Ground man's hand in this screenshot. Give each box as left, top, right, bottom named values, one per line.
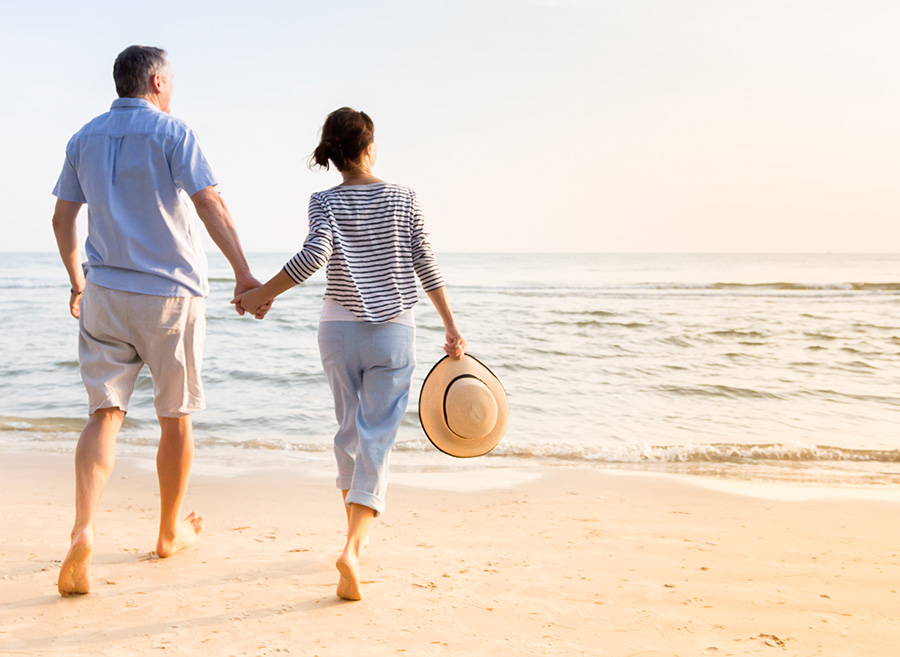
left=232, top=269, right=295, bottom=320
left=234, top=276, right=272, bottom=319
left=69, top=289, right=84, bottom=319
left=52, top=199, right=86, bottom=320
left=232, top=286, right=270, bottom=318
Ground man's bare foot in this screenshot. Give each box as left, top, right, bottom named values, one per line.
left=335, top=552, right=362, bottom=601
left=156, top=511, right=203, bottom=558
left=58, top=533, right=93, bottom=596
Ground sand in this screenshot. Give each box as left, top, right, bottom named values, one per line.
left=2, top=452, right=899, bottom=656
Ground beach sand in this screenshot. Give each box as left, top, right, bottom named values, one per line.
left=2, top=452, right=899, bottom=656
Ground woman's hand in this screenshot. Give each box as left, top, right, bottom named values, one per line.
left=231, top=287, right=270, bottom=319
left=231, top=270, right=295, bottom=320
left=234, top=275, right=272, bottom=319
left=444, top=326, right=466, bottom=360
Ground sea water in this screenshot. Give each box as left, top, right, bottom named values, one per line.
left=2, top=252, right=899, bottom=487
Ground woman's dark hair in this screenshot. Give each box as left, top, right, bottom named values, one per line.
left=310, top=107, right=375, bottom=171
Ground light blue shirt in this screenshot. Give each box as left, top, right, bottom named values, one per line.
left=53, top=98, right=217, bottom=297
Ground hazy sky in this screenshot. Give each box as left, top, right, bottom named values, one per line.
left=3, top=0, right=899, bottom=253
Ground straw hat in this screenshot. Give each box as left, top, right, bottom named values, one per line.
left=418, top=354, right=508, bottom=458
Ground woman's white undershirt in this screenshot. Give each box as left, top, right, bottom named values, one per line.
left=319, top=297, right=415, bottom=328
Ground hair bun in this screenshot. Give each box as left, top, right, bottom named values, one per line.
left=308, top=107, right=374, bottom=172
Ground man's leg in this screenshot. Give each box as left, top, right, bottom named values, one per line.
left=58, top=407, right=125, bottom=596
left=155, top=415, right=203, bottom=558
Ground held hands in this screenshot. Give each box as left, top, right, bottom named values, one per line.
left=232, top=275, right=272, bottom=320
left=231, top=286, right=272, bottom=319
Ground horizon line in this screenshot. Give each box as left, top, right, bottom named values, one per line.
left=7, top=250, right=900, bottom=256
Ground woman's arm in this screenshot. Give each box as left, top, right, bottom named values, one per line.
left=233, top=194, right=334, bottom=318
left=426, top=286, right=465, bottom=360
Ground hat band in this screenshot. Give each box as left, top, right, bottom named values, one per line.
left=442, top=374, right=475, bottom=427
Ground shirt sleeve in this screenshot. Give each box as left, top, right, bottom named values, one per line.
left=283, top=195, right=334, bottom=284
left=169, top=128, right=218, bottom=196
left=409, top=190, right=445, bottom=292
left=51, top=137, right=87, bottom=203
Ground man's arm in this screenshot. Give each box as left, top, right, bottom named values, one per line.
left=51, top=199, right=86, bottom=319
left=190, top=186, right=269, bottom=318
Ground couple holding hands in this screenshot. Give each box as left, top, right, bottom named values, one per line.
left=52, top=45, right=479, bottom=602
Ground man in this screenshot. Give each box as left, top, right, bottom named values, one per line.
left=51, top=45, right=267, bottom=596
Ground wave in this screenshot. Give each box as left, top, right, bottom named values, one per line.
left=1, top=416, right=86, bottom=433
left=559, top=310, right=617, bottom=318
left=708, top=282, right=900, bottom=292
left=5, top=419, right=900, bottom=467
left=198, top=436, right=900, bottom=466
left=628, top=282, right=900, bottom=292
left=796, top=390, right=900, bottom=406
left=0, top=283, right=69, bottom=290
left=481, top=441, right=900, bottom=464
left=483, top=282, right=900, bottom=296
left=0, top=415, right=160, bottom=434
left=655, top=384, right=784, bottom=400
left=545, top=320, right=652, bottom=329
left=186, top=437, right=900, bottom=465
left=653, top=385, right=900, bottom=405
left=707, top=329, right=767, bottom=339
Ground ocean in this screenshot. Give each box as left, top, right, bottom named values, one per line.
left=2, top=252, right=899, bottom=489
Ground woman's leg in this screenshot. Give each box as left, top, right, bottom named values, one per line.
left=335, top=324, right=415, bottom=600
left=340, top=489, right=369, bottom=547
left=319, top=323, right=361, bottom=497
left=335, top=501, right=376, bottom=601
left=320, top=322, right=371, bottom=599
left=344, top=323, right=416, bottom=514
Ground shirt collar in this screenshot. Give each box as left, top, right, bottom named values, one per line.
left=110, top=97, right=159, bottom=111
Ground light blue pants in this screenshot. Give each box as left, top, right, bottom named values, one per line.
left=318, top=321, right=416, bottom=516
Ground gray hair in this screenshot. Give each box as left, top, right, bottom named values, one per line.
left=113, top=45, right=170, bottom=98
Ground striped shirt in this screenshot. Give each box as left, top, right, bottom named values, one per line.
left=283, top=182, right=445, bottom=323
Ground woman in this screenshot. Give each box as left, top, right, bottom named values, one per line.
left=234, top=107, right=465, bottom=601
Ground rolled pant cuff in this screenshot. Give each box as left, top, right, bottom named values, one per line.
left=344, top=489, right=385, bottom=517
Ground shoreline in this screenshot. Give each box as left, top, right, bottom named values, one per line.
left=2, top=452, right=900, bottom=655
left=5, top=434, right=900, bottom=501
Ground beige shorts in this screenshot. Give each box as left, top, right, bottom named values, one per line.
left=79, top=282, right=206, bottom=417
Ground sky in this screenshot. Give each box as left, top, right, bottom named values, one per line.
left=3, top=0, right=899, bottom=253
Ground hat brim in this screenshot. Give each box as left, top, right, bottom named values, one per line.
left=418, top=354, right=508, bottom=458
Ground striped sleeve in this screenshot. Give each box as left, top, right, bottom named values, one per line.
left=409, top=190, right=445, bottom=292
left=283, top=195, right=333, bottom=284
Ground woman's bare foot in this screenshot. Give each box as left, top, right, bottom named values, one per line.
left=335, top=552, right=362, bottom=601
left=58, top=531, right=93, bottom=596
left=156, top=511, right=204, bottom=558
